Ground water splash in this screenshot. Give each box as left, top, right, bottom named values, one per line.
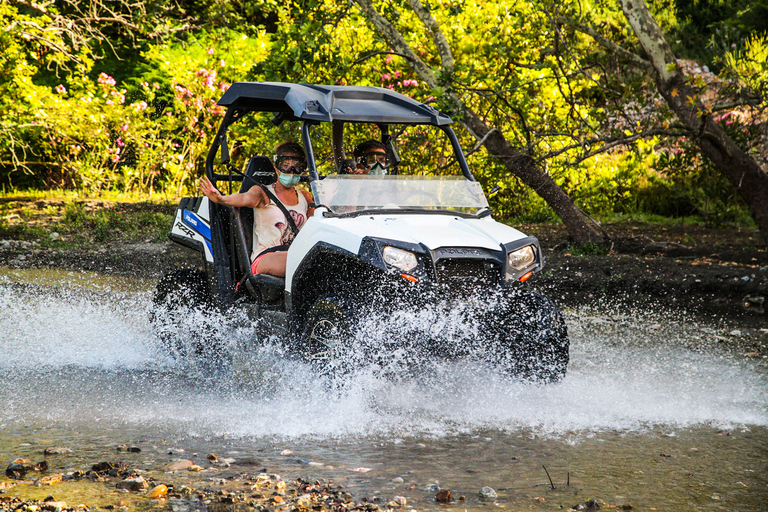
left=0, top=274, right=766, bottom=442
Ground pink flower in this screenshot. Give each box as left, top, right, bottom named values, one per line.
left=141, top=82, right=149, bottom=88
left=393, top=70, right=401, bottom=78
left=220, top=59, right=225, bottom=67
left=386, top=84, right=394, bottom=89
left=55, top=84, right=67, bottom=94
left=116, top=137, right=125, bottom=147
left=98, top=73, right=116, bottom=86
left=119, top=123, right=129, bottom=131
left=385, top=54, right=393, bottom=64
left=207, top=47, right=214, bottom=55
left=106, top=99, right=114, bottom=106
left=153, top=83, right=160, bottom=90
left=381, top=73, right=391, bottom=81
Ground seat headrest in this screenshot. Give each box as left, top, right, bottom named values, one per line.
left=240, top=156, right=276, bottom=193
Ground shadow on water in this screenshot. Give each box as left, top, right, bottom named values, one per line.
left=1, top=267, right=767, bottom=511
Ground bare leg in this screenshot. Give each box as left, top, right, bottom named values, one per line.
left=255, top=251, right=288, bottom=277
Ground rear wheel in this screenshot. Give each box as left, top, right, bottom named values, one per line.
left=149, top=269, right=219, bottom=358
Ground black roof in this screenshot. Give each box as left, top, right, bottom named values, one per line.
left=217, top=82, right=453, bottom=125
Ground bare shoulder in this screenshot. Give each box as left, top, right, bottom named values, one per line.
left=300, top=189, right=313, bottom=203
left=247, top=185, right=269, bottom=208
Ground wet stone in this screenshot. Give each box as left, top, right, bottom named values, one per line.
left=116, top=476, right=149, bottom=492
left=43, top=448, right=72, bottom=456
left=479, top=486, right=497, bottom=500
left=435, top=490, right=452, bottom=503
left=166, top=460, right=194, bottom=471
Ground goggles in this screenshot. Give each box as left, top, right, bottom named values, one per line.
left=356, top=151, right=391, bottom=168
left=275, top=154, right=307, bottom=174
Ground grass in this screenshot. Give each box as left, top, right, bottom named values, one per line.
left=1, top=194, right=176, bottom=247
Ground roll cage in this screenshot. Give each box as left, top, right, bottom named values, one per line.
left=204, top=82, right=477, bottom=187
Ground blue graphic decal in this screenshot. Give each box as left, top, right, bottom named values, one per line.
left=182, top=211, right=211, bottom=241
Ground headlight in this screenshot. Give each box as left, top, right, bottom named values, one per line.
left=382, top=246, right=418, bottom=271
left=507, top=245, right=535, bottom=271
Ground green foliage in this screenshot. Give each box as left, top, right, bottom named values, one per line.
left=666, top=0, right=768, bottom=69
left=62, top=202, right=171, bottom=242
left=0, top=0, right=762, bottom=232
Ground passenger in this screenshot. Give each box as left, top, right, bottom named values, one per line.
left=199, top=141, right=315, bottom=278
left=349, top=139, right=392, bottom=175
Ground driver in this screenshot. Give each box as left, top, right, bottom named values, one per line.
left=349, top=139, right=392, bottom=175
left=199, top=141, right=315, bottom=277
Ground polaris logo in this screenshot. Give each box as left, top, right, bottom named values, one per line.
left=437, top=248, right=485, bottom=257
left=184, top=212, right=198, bottom=226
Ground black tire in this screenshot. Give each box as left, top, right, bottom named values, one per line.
left=299, top=296, right=357, bottom=376
left=149, top=269, right=218, bottom=358
left=488, top=291, right=569, bottom=383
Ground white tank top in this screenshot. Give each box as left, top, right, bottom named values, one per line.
left=251, top=184, right=309, bottom=260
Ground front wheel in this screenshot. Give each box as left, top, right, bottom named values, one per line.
left=300, top=296, right=357, bottom=376
left=487, top=291, right=569, bottom=383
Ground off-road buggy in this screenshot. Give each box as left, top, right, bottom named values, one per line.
left=151, top=82, right=568, bottom=382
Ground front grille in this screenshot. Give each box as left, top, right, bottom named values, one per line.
left=434, top=258, right=501, bottom=293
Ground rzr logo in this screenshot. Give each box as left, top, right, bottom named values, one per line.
left=175, top=221, right=196, bottom=238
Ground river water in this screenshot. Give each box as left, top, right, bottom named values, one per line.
left=1, top=268, right=767, bottom=511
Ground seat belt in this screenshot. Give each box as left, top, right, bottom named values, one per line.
left=259, top=184, right=300, bottom=235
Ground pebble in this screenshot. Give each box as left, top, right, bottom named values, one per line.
left=435, top=490, right=452, bottom=503
left=165, top=460, right=194, bottom=471
left=38, top=474, right=63, bottom=486
left=116, top=476, right=148, bottom=492
left=479, top=486, right=497, bottom=499
left=391, top=477, right=404, bottom=483
left=188, top=465, right=203, bottom=472
left=41, top=501, right=67, bottom=512
left=148, top=484, right=168, bottom=498
left=49, top=232, right=60, bottom=240
left=207, top=453, right=218, bottom=461
left=280, top=449, right=293, bottom=456
left=421, top=484, right=440, bottom=492
left=43, top=448, right=72, bottom=455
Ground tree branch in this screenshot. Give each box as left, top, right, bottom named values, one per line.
left=406, top=0, right=454, bottom=74
left=554, top=15, right=653, bottom=73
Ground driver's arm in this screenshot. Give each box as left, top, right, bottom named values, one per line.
left=199, top=176, right=268, bottom=208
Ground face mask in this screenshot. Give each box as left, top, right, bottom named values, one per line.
left=368, top=163, right=388, bottom=175
left=278, top=172, right=301, bottom=188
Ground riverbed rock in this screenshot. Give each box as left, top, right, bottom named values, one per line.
left=573, top=499, right=602, bottom=510
left=41, top=501, right=67, bottom=512
left=479, top=486, right=497, bottom=500
left=38, top=474, right=63, bottom=486
left=43, top=448, right=72, bottom=455
left=148, top=484, right=168, bottom=498
left=435, top=490, right=452, bottom=503
left=165, top=460, right=194, bottom=471
left=6, top=459, right=48, bottom=479
left=116, top=476, right=149, bottom=492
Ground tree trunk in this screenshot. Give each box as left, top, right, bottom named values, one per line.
left=354, top=0, right=607, bottom=246
left=621, top=0, right=768, bottom=240
left=459, top=109, right=605, bottom=244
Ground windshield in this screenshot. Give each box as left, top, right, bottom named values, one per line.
left=311, top=175, right=489, bottom=216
